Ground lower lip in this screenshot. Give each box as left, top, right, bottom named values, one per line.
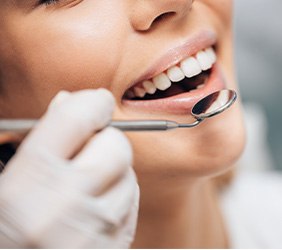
left=122, top=63, right=226, bottom=115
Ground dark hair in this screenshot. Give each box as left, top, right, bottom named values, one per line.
left=0, top=144, right=16, bottom=173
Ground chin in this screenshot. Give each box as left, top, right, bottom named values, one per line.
left=128, top=101, right=246, bottom=180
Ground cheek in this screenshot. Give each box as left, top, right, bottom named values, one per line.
left=24, top=24, right=121, bottom=93
left=204, top=0, right=233, bottom=16
left=9, top=3, right=129, bottom=114
left=198, top=0, right=233, bottom=27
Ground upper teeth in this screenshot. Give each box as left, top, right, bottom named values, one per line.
left=126, top=47, right=217, bottom=98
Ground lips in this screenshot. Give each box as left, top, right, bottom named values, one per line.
left=121, top=30, right=225, bottom=115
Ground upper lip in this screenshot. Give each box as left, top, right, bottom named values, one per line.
left=123, top=29, right=217, bottom=95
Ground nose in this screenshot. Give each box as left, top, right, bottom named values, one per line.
left=130, top=0, right=194, bottom=31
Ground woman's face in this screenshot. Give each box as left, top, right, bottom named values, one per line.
left=0, top=0, right=245, bottom=179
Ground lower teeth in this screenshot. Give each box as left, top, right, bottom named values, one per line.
left=197, top=84, right=205, bottom=89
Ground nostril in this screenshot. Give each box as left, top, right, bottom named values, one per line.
left=150, top=11, right=176, bottom=29
left=130, top=0, right=193, bottom=32
left=151, top=12, right=176, bottom=28
left=133, top=11, right=176, bottom=32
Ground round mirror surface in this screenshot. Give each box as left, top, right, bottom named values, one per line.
left=191, top=89, right=237, bottom=120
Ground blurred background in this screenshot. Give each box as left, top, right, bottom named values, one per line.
left=234, top=0, right=282, bottom=171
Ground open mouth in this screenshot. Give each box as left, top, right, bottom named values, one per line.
left=123, top=47, right=216, bottom=101
left=121, top=34, right=226, bottom=116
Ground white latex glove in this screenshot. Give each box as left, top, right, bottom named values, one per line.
left=0, top=89, right=139, bottom=248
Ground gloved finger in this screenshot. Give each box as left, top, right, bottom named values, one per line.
left=34, top=172, right=138, bottom=249
left=114, top=181, right=140, bottom=248
left=18, top=89, right=115, bottom=159
left=47, top=90, right=71, bottom=111
left=70, top=127, right=133, bottom=195
left=84, top=177, right=140, bottom=249
left=92, top=168, right=138, bottom=226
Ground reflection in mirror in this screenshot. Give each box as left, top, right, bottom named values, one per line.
left=192, top=89, right=237, bottom=119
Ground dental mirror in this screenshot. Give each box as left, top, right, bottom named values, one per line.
left=111, top=89, right=237, bottom=130
left=0, top=89, right=237, bottom=135
left=192, top=89, right=237, bottom=120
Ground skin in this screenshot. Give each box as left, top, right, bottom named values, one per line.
left=0, top=0, right=246, bottom=248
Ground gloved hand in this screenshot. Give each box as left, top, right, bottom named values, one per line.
left=0, top=89, right=139, bottom=248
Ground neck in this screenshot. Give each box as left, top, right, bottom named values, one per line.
left=132, top=177, right=229, bottom=248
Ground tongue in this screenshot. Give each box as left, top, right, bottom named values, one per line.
left=134, top=70, right=209, bottom=101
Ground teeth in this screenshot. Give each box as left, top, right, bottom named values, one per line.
left=196, top=84, right=205, bottom=89
left=126, top=89, right=136, bottom=99
left=205, top=48, right=217, bottom=64
left=134, top=86, right=146, bottom=98
left=142, top=80, right=157, bottom=94
left=180, top=57, right=202, bottom=78
left=153, top=73, right=171, bottom=91
left=195, top=50, right=212, bottom=71
left=126, top=47, right=217, bottom=98
left=167, top=66, right=185, bottom=82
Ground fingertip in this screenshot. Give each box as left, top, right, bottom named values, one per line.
left=96, top=88, right=116, bottom=106
left=47, top=88, right=116, bottom=132
left=100, top=127, right=133, bottom=165
left=69, top=89, right=116, bottom=128
left=72, top=127, right=133, bottom=176
left=26, top=88, right=117, bottom=158
left=48, top=90, right=71, bottom=110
